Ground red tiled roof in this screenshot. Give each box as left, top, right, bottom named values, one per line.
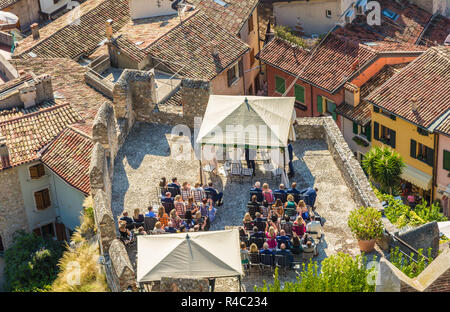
left=0, top=0, right=18, bottom=9
left=144, top=10, right=249, bottom=80
left=187, top=0, right=259, bottom=34
left=366, top=46, right=450, bottom=129
left=13, top=0, right=130, bottom=60
left=40, top=128, right=93, bottom=194
left=336, top=63, right=408, bottom=125
left=10, top=58, right=113, bottom=135
left=435, top=117, right=450, bottom=136
left=0, top=101, right=83, bottom=170
left=419, top=14, right=450, bottom=46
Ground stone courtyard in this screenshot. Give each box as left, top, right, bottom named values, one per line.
left=112, top=121, right=368, bottom=291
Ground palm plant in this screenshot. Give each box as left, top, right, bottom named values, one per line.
left=362, top=146, right=405, bottom=194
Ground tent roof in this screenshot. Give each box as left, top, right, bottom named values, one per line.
left=137, top=229, right=243, bottom=283
left=196, top=95, right=296, bottom=148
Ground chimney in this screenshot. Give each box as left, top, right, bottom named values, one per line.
left=31, top=23, right=40, bottom=40
left=411, top=96, right=418, bottom=112
left=0, top=135, right=10, bottom=169
left=177, top=2, right=186, bottom=18
left=211, top=41, right=219, bottom=57
left=106, top=19, right=113, bottom=41
left=19, top=82, right=37, bottom=109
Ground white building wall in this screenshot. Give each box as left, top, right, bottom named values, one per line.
left=341, top=117, right=370, bottom=160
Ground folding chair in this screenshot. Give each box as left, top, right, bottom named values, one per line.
left=260, top=253, right=274, bottom=274
left=240, top=235, right=250, bottom=248
left=162, top=201, right=174, bottom=214
left=230, top=162, right=242, bottom=183
left=273, top=192, right=286, bottom=203
left=243, top=221, right=254, bottom=232
left=144, top=217, right=157, bottom=232
left=249, top=252, right=261, bottom=274
left=242, top=167, right=253, bottom=183
left=275, top=255, right=290, bottom=274
left=254, top=220, right=266, bottom=232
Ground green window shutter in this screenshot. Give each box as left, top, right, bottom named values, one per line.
left=353, top=122, right=358, bottom=134
left=294, top=84, right=305, bottom=103
left=444, top=150, right=450, bottom=171
left=373, top=122, right=379, bottom=141
left=275, top=76, right=285, bottom=94
left=331, top=102, right=337, bottom=121
left=426, top=147, right=434, bottom=166
left=317, top=95, right=323, bottom=113
left=410, top=140, right=417, bottom=158
left=365, top=124, right=371, bottom=142
left=390, top=130, right=396, bottom=148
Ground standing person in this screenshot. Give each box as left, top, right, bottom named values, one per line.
left=174, top=195, right=186, bottom=218
left=245, top=147, right=256, bottom=176
left=287, top=141, right=295, bottom=178
left=262, top=183, right=274, bottom=204
left=240, top=241, right=250, bottom=268
left=168, top=177, right=180, bottom=190
left=180, top=182, right=192, bottom=201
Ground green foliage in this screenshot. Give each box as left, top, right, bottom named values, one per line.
left=347, top=206, right=384, bottom=241
left=362, top=146, right=405, bottom=194
left=376, top=192, right=447, bottom=229
left=389, top=247, right=432, bottom=278
left=255, top=253, right=376, bottom=292
left=4, top=232, right=64, bottom=292
left=274, top=25, right=307, bottom=48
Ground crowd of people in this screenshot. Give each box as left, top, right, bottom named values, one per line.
left=239, top=181, right=322, bottom=270
left=118, top=177, right=223, bottom=244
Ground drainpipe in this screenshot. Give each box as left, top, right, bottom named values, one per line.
left=432, top=133, right=438, bottom=202
left=310, top=86, right=314, bottom=117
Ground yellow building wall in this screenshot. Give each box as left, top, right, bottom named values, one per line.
left=371, top=106, right=435, bottom=176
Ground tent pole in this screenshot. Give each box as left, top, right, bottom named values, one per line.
left=283, top=147, right=286, bottom=177
left=200, top=145, right=203, bottom=185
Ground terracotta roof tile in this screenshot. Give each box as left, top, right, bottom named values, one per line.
left=187, top=0, right=258, bottom=34
left=435, top=117, right=450, bottom=136
left=336, top=64, right=407, bottom=125
left=13, top=0, right=130, bottom=60
left=366, top=46, right=450, bottom=129
left=419, top=14, right=450, bottom=46
left=40, top=128, right=93, bottom=194
left=0, top=0, right=18, bottom=9
left=0, top=100, right=83, bottom=170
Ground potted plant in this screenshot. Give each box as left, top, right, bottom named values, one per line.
left=348, top=206, right=384, bottom=252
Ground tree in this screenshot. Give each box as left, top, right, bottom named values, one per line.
left=4, top=232, right=64, bottom=292
left=362, top=146, right=405, bottom=194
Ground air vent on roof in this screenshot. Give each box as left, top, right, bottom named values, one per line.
left=213, top=0, right=228, bottom=7
left=28, top=52, right=37, bottom=58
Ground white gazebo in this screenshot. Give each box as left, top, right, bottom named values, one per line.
left=137, top=229, right=243, bottom=289
left=196, top=95, right=296, bottom=182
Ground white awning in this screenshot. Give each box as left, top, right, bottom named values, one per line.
left=196, top=95, right=296, bottom=149
left=400, top=164, right=432, bottom=191
left=438, top=221, right=450, bottom=238
left=137, top=229, right=243, bottom=283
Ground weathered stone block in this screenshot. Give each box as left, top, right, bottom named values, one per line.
left=109, top=239, right=136, bottom=291
left=160, top=277, right=210, bottom=292
left=93, top=189, right=115, bottom=253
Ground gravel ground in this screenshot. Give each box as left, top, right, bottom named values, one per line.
left=113, top=123, right=376, bottom=292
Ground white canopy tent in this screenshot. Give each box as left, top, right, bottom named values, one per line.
left=438, top=221, right=450, bottom=239
left=137, top=229, right=243, bottom=285
left=196, top=95, right=296, bottom=149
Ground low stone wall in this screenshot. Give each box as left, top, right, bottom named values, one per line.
left=160, top=277, right=210, bottom=292
left=0, top=31, right=13, bottom=47
left=0, top=53, right=18, bottom=81
left=393, top=222, right=440, bottom=259
left=84, top=70, right=114, bottom=100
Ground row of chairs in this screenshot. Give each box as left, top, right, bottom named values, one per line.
left=245, top=253, right=298, bottom=275
left=249, top=190, right=308, bottom=204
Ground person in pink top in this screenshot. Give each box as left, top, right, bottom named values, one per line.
left=265, top=222, right=278, bottom=249
left=262, top=183, right=274, bottom=204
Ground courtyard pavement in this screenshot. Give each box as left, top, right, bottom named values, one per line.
left=112, top=122, right=373, bottom=291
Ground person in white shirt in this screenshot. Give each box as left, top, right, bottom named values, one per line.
left=306, top=215, right=323, bottom=240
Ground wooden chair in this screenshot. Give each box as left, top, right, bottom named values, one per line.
left=144, top=217, right=157, bottom=232
left=242, top=167, right=253, bottom=183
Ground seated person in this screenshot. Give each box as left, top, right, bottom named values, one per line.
left=183, top=210, right=195, bottom=230
left=249, top=181, right=263, bottom=200
left=199, top=198, right=210, bottom=218
left=193, top=211, right=204, bottom=226
left=164, top=221, right=178, bottom=233
left=191, top=183, right=205, bottom=202
left=119, top=220, right=132, bottom=241
left=301, top=187, right=318, bottom=208
left=169, top=209, right=183, bottom=229
left=247, top=195, right=261, bottom=218
left=274, top=184, right=287, bottom=194
left=249, top=243, right=260, bottom=263
left=272, top=198, right=284, bottom=218
left=242, top=212, right=254, bottom=230
left=259, top=242, right=274, bottom=265
left=204, top=182, right=224, bottom=206
left=306, top=215, right=323, bottom=239
left=292, top=216, right=306, bottom=237
left=291, top=232, right=302, bottom=255
left=296, top=200, right=309, bottom=221
left=161, top=192, right=174, bottom=204
left=287, top=182, right=300, bottom=194
left=152, top=221, right=166, bottom=234
left=159, top=177, right=168, bottom=196
left=132, top=208, right=144, bottom=227
left=302, top=240, right=318, bottom=257
left=240, top=241, right=250, bottom=267
left=145, top=205, right=156, bottom=218
left=301, top=206, right=310, bottom=222
left=185, top=196, right=198, bottom=214
left=281, top=214, right=293, bottom=236
left=253, top=212, right=267, bottom=229
left=201, top=216, right=211, bottom=231
left=276, top=230, right=292, bottom=249
left=250, top=226, right=265, bottom=239
left=275, top=243, right=293, bottom=267
left=208, top=204, right=217, bottom=223
left=260, top=200, right=270, bottom=219
left=284, top=195, right=297, bottom=217
left=120, top=211, right=134, bottom=229
left=136, top=226, right=147, bottom=235
left=174, top=195, right=186, bottom=218
left=179, top=225, right=187, bottom=233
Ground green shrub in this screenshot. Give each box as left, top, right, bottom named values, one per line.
left=348, top=206, right=384, bottom=241
left=274, top=25, right=307, bottom=48
left=389, top=247, right=432, bottom=278
left=255, top=253, right=376, bottom=292
left=4, top=232, right=64, bottom=292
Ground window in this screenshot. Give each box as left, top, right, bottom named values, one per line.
left=326, top=9, right=332, bottom=18
left=411, top=140, right=434, bottom=166
left=417, top=127, right=429, bottom=136
left=29, top=163, right=45, bottom=179
left=41, top=223, right=55, bottom=239
left=294, top=84, right=305, bottom=104
left=353, top=122, right=358, bottom=134
left=317, top=96, right=337, bottom=120
left=248, top=14, right=254, bottom=33
left=249, top=48, right=255, bottom=66
left=275, top=76, right=285, bottom=94
left=227, top=61, right=242, bottom=87
left=444, top=150, right=450, bottom=171
left=34, top=188, right=51, bottom=210
left=374, top=123, right=395, bottom=148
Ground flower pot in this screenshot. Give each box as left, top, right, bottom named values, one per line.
left=357, top=239, right=376, bottom=252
